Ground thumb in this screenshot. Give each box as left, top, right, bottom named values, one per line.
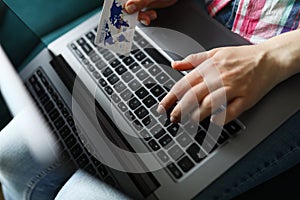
left=125, top=0, right=156, bottom=14
left=172, top=52, right=208, bottom=71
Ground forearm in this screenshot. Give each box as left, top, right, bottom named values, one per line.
left=257, top=29, right=300, bottom=83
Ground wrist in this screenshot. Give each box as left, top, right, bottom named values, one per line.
left=257, top=30, right=300, bottom=83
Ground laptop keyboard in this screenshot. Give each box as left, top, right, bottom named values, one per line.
left=27, top=26, right=244, bottom=183
left=26, top=69, right=118, bottom=188
left=66, top=27, right=245, bottom=181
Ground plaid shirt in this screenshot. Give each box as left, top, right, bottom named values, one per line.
left=207, top=0, right=300, bottom=44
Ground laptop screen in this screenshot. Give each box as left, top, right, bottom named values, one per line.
left=0, top=1, right=46, bottom=70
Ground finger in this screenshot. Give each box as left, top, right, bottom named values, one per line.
left=223, top=98, right=246, bottom=124
left=157, top=68, right=204, bottom=113
left=170, top=82, right=209, bottom=123
left=172, top=52, right=208, bottom=71
left=138, top=10, right=157, bottom=25
left=125, top=0, right=155, bottom=14
left=191, top=86, right=234, bottom=122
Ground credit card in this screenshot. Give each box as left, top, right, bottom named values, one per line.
left=95, top=0, right=138, bottom=55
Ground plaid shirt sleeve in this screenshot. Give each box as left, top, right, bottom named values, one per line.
left=207, top=0, right=300, bottom=44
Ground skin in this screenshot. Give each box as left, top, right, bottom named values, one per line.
left=125, top=0, right=300, bottom=125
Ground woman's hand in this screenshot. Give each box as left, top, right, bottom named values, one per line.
left=157, top=29, right=300, bottom=125
left=125, top=0, right=178, bottom=25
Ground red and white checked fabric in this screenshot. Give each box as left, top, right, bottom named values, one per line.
left=207, top=0, right=300, bottom=44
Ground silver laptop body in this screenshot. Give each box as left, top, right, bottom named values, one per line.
left=1, top=1, right=300, bottom=199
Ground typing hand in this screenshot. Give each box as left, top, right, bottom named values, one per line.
left=157, top=45, right=282, bottom=125
left=125, top=0, right=178, bottom=25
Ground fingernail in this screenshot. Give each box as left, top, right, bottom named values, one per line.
left=156, top=105, right=165, bottom=114
left=126, top=4, right=136, bottom=13
left=140, top=20, right=149, bottom=26
left=150, top=13, right=157, bottom=20
left=170, top=116, right=177, bottom=123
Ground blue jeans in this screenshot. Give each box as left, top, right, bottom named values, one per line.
left=1, top=110, right=300, bottom=200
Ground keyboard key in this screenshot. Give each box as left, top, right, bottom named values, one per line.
left=85, top=164, right=96, bottom=175
left=158, top=115, right=172, bottom=127
left=59, top=125, right=71, bottom=139
left=49, top=109, right=59, bottom=121
left=184, top=122, right=198, bottom=135
left=224, top=121, right=242, bottom=135
left=148, top=139, right=160, bottom=151
left=158, top=93, right=167, bottom=101
left=128, top=80, right=141, bottom=91
left=40, top=94, right=50, bottom=105
left=103, top=51, right=114, bottom=61
left=133, top=120, right=143, bottom=131
left=102, top=67, right=113, bottom=77
left=86, top=32, right=95, bottom=42
left=142, top=115, right=156, bottom=128
left=136, top=87, right=149, bottom=99
left=128, top=98, right=141, bottom=110
left=167, top=163, right=182, bottom=179
left=167, top=124, right=181, bottom=137
left=93, top=71, right=101, bottom=79
left=129, top=62, right=141, bottom=73
left=75, top=49, right=84, bottom=58
left=134, top=51, right=146, bottom=61
left=77, top=38, right=85, bottom=46
left=125, top=111, right=135, bottom=121
left=139, top=129, right=151, bottom=141
left=99, top=78, right=108, bottom=87
left=159, top=134, right=174, bottom=148
left=91, top=156, right=101, bottom=166
left=87, top=64, right=95, bottom=72
left=81, top=43, right=93, bottom=55
left=97, top=164, right=108, bottom=178
left=110, top=59, right=120, bottom=68
left=176, top=133, right=192, bottom=148
left=138, top=39, right=148, bottom=48
left=136, top=69, right=149, bottom=81
left=187, top=143, right=206, bottom=163
left=143, top=95, right=157, bottom=108
left=67, top=116, right=75, bottom=127
left=114, top=81, right=126, bottom=93
left=150, top=125, right=166, bottom=139
left=45, top=101, right=54, bottom=112
left=168, top=145, right=184, bottom=161
left=107, top=74, right=119, bottom=85
left=195, top=129, right=206, bottom=145
left=143, top=77, right=156, bottom=89
left=177, top=156, right=194, bottom=172
left=54, top=117, right=65, bottom=130
left=62, top=108, right=69, bottom=118
left=70, top=144, right=83, bottom=158
left=149, top=65, right=160, bottom=76
left=157, top=150, right=170, bottom=163
left=121, top=71, right=134, bottom=83
left=111, top=93, right=121, bottom=103
left=156, top=72, right=169, bottom=84
left=29, top=75, right=45, bottom=97
left=76, top=153, right=89, bottom=168
left=120, top=89, right=133, bottom=101
left=115, top=65, right=127, bottom=75
left=133, top=32, right=142, bottom=41
left=200, top=117, right=211, bottom=130
left=104, top=86, right=113, bottom=95
left=65, top=135, right=77, bottom=149
left=141, top=58, right=153, bottom=68
left=217, top=131, right=230, bottom=144
left=118, top=102, right=128, bottom=112
left=135, top=106, right=149, bottom=119
left=122, top=56, right=135, bottom=66
left=90, top=52, right=101, bottom=63
left=164, top=80, right=175, bottom=91
left=150, top=85, right=165, bottom=97
left=70, top=43, right=77, bottom=50
left=96, top=60, right=106, bottom=70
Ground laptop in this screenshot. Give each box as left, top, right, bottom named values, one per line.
left=1, top=0, right=300, bottom=199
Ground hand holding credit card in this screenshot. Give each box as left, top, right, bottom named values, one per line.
left=95, top=0, right=138, bottom=55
